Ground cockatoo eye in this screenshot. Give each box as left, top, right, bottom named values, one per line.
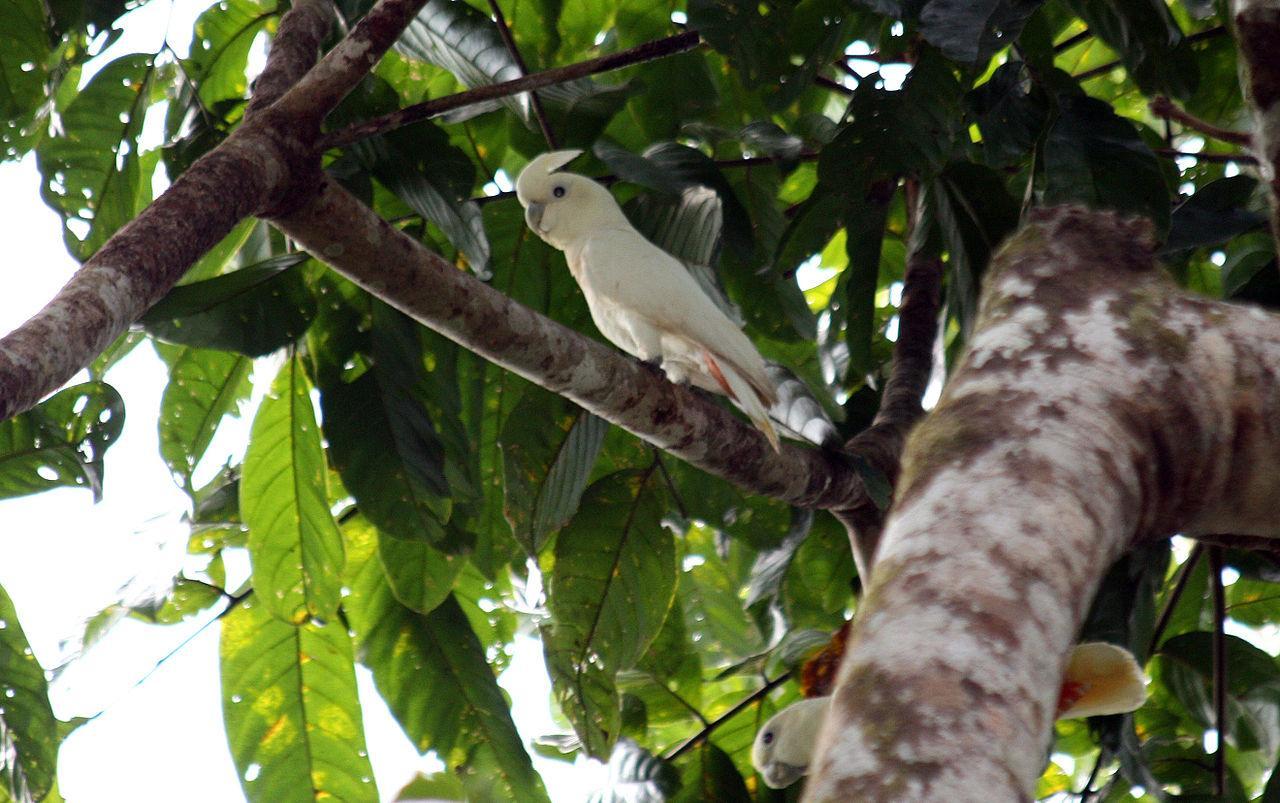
left=552, top=185, right=566, bottom=198
left=762, top=731, right=774, bottom=745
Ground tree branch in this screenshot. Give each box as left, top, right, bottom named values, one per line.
left=320, top=31, right=702, bottom=150
left=1149, top=96, right=1253, bottom=146
left=0, top=0, right=436, bottom=421
left=808, top=206, right=1280, bottom=798
left=244, top=0, right=334, bottom=117
left=1231, top=0, right=1280, bottom=252
left=273, top=178, right=866, bottom=510
left=1148, top=543, right=1203, bottom=657
left=662, top=671, right=791, bottom=761
left=1153, top=147, right=1258, bottom=165
left=834, top=180, right=944, bottom=578
left=485, top=0, right=557, bottom=148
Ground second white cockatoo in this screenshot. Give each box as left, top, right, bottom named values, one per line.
left=751, top=641, right=1148, bottom=789
left=515, top=150, right=780, bottom=451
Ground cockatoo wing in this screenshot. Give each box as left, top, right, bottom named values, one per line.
left=575, top=230, right=777, bottom=404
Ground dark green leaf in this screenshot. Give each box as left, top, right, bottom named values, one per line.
left=919, top=0, right=1047, bottom=63
left=0, top=0, right=50, bottom=160
left=157, top=346, right=252, bottom=489
left=140, top=254, right=316, bottom=356
left=1042, top=94, right=1171, bottom=235
left=500, top=389, right=606, bottom=555
left=670, top=742, right=749, bottom=802
left=1064, top=0, right=1198, bottom=99
left=1163, top=176, right=1267, bottom=254
left=966, top=61, right=1050, bottom=166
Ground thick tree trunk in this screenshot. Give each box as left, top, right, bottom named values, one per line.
left=806, top=207, right=1280, bottom=800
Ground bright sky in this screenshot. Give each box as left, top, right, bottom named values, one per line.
left=0, top=1, right=602, bottom=799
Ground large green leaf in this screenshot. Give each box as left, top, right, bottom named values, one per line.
left=36, top=53, right=156, bottom=260
left=184, top=0, right=277, bottom=108
left=1065, top=0, right=1198, bottom=99
left=670, top=742, right=749, bottom=802
left=0, top=584, right=56, bottom=802
left=396, top=0, right=529, bottom=122
left=544, top=470, right=675, bottom=757
left=221, top=596, right=377, bottom=803
left=343, top=521, right=548, bottom=801
left=1041, top=94, right=1171, bottom=235
left=919, top=0, right=1047, bottom=63
left=156, top=345, right=252, bottom=490
left=140, top=254, right=316, bottom=356
left=0, top=381, right=124, bottom=502
left=241, top=355, right=344, bottom=623
left=0, top=0, right=50, bottom=159
left=500, top=388, right=607, bottom=555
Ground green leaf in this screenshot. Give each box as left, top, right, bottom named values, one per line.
left=140, top=254, right=316, bottom=356
left=1041, top=94, right=1171, bottom=235
left=930, top=161, right=1021, bottom=337
left=36, top=54, right=156, bottom=260
left=343, top=521, right=548, bottom=801
left=0, top=382, right=124, bottom=502
left=359, top=129, right=490, bottom=275
left=1064, top=0, right=1198, bottom=99
left=395, top=0, right=529, bottom=122
left=157, top=346, right=252, bottom=489
left=919, top=0, right=1047, bottom=63
left=670, top=742, right=749, bottom=802
left=1163, top=176, right=1267, bottom=254
left=184, top=0, right=276, bottom=108
left=319, top=303, right=466, bottom=551
left=544, top=470, right=675, bottom=757
left=0, top=0, right=50, bottom=160
left=500, top=388, right=607, bottom=555
left=966, top=61, right=1050, bottom=166
left=220, top=596, right=377, bottom=803
left=0, top=583, right=56, bottom=802
left=241, top=355, right=343, bottom=623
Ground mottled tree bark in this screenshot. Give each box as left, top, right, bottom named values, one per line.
left=805, top=207, right=1280, bottom=800
left=1232, top=0, right=1280, bottom=251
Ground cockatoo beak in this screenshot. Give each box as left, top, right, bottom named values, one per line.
left=524, top=202, right=545, bottom=234
left=762, top=762, right=807, bottom=789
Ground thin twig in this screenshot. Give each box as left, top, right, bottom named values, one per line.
left=1210, top=545, right=1227, bottom=797
left=471, top=151, right=821, bottom=205
left=815, top=74, right=855, bottom=96
left=1149, top=96, right=1252, bottom=146
left=1074, top=25, right=1226, bottom=83
left=653, top=451, right=689, bottom=520
left=321, top=30, right=701, bottom=150
left=485, top=0, right=557, bottom=148
left=662, top=671, right=792, bottom=761
left=1054, top=28, right=1092, bottom=52
left=1148, top=543, right=1203, bottom=658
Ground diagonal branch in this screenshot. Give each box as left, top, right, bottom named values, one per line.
left=0, top=0, right=431, bottom=421
left=272, top=178, right=866, bottom=510
left=320, top=30, right=702, bottom=149
left=1149, top=96, right=1252, bottom=147
left=244, top=0, right=334, bottom=117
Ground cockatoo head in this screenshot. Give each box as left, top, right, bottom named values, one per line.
left=515, top=150, right=630, bottom=250
left=751, top=696, right=830, bottom=789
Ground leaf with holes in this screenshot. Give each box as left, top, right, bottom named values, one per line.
left=157, top=345, right=252, bottom=490
left=221, top=596, right=377, bottom=803
left=241, top=355, right=343, bottom=623
left=0, top=382, right=124, bottom=502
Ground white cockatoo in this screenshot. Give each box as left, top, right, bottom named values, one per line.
left=751, top=641, right=1148, bottom=789
left=515, top=150, right=780, bottom=450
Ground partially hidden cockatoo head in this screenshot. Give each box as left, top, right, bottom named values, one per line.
left=751, top=696, right=830, bottom=789
left=515, top=150, right=630, bottom=250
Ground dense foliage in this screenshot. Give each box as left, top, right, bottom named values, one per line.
left=0, top=0, right=1276, bottom=799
